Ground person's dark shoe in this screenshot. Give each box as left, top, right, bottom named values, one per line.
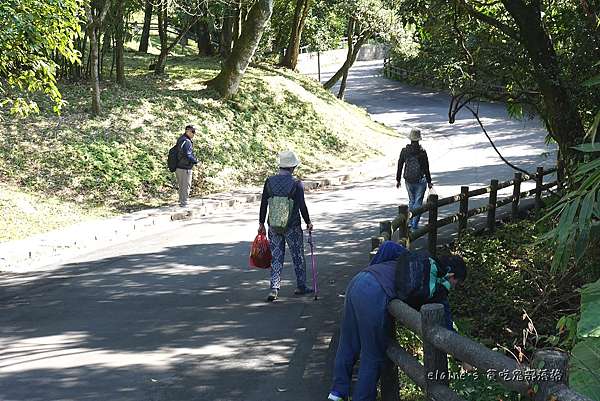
left=266, top=289, right=279, bottom=302
left=294, top=286, right=315, bottom=295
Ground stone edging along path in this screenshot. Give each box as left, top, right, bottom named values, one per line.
left=0, top=154, right=399, bottom=273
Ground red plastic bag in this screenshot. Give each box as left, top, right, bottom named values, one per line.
left=249, top=230, right=272, bottom=269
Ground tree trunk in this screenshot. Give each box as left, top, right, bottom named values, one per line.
left=501, top=0, right=585, bottom=171
left=323, top=23, right=369, bottom=91
left=85, top=1, right=111, bottom=116
left=196, top=19, right=215, bottom=56
left=337, top=19, right=355, bottom=98
left=207, top=0, right=273, bottom=97
left=155, top=0, right=169, bottom=74
left=89, top=28, right=102, bottom=115
left=77, top=32, right=88, bottom=80
left=115, top=0, right=125, bottom=85
left=100, top=29, right=111, bottom=79
left=280, top=0, right=311, bottom=69
left=139, top=0, right=153, bottom=52
left=155, top=5, right=201, bottom=75
left=220, top=9, right=235, bottom=58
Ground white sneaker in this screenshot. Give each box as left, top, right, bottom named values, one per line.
left=327, top=394, right=343, bottom=401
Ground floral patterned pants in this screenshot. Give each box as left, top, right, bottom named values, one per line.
left=268, top=225, right=307, bottom=290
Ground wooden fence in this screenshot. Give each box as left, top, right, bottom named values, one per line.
left=368, top=167, right=593, bottom=400
left=371, top=166, right=558, bottom=258
left=380, top=301, right=592, bottom=401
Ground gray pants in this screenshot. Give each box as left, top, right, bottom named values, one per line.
left=175, top=168, right=193, bottom=207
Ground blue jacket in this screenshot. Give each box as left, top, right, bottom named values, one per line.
left=259, top=170, right=311, bottom=228
left=176, top=134, right=198, bottom=169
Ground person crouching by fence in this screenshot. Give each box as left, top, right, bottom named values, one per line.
left=258, top=151, right=314, bottom=302
left=327, top=241, right=468, bottom=401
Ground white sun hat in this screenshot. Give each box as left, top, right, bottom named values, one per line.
left=279, top=151, right=301, bottom=168
left=409, top=128, right=422, bottom=141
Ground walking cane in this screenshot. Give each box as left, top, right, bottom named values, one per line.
left=308, top=230, right=318, bottom=300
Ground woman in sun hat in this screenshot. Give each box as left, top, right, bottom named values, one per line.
left=258, top=151, right=314, bottom=302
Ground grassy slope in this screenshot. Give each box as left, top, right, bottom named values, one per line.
left=0, top=39, right=396, bottom=242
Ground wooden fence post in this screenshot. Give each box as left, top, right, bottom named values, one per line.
left=421, top=304, right=449, bottom=400
left=532, top=349, right=569, bottom=401
left=428, top=194, right=438, bottom=257
left=459, top=186, right=469, bottom=234
left=535, top=166, right=544, bottom=215
left=371, top=236, right=384, bottom=252
left=487, top=179, right=499, bottom=233
left=380, top=321, right=401, bottom=401
left=380, top=221, right=392, bottom=241
left=398, top=205, right=410, bottom=246
left=512, top=172, right=522, bottom=221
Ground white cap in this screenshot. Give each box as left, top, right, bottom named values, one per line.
left=409, top=128, right=422, bottom=141
left=279, top=151, right=300, bottom=168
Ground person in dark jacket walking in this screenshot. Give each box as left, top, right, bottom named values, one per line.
left=175, top=125, right=199, bottom=207
left=396, top=128, right=433, bottom=229
left=259, top=151, right=313, bottom=302
left=327, top=241, right=468, bottom=401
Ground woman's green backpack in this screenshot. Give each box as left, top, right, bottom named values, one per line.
left=267, top=180, right=298, bottom=234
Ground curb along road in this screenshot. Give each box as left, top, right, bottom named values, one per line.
left=0, top=154, right=399, bottom=273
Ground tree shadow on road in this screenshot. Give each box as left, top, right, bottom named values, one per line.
left=0, top=198, right=399, bottom=401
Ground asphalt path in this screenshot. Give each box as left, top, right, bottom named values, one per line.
left=0, top=60, right=555, bottom=401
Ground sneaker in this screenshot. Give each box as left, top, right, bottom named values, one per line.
left=294, top=286, right=315, bottom=295
left=266, top=289, right=278, bottom=302
left=327, top=393, right=343, bottom=401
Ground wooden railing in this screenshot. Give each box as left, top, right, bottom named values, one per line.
left=380, top=301, right=592, bottom=401
left=369, top=167, right=591, bottom=400
left=371, top=166, right=558, bottom=258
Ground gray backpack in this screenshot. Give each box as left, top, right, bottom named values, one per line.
left=403, top=152, right=422, bottom=183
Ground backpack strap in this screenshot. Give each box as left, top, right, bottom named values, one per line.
left=176, top=137, right=187, bottom=161
left=287, top=179, right=299, bottom=199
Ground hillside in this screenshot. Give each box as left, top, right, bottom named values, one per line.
left=0, top=48, right=397, bottom=242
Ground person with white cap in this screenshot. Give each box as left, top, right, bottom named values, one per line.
left=396, top=128, right=433, bottom=230
left=175, top=124, right=199, bottom=208
left=258, top=151, right=314, bottom=302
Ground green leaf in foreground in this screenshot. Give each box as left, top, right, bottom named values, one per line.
left=578, top=279, right=600, bottom=339
left=570, top=338, right=600, bottom=401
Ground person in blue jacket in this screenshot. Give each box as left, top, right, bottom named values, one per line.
left=175, top=125, right=199, bottom=207
left=327, top=241, right=468, bottom=401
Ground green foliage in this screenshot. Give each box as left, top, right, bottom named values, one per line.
left=449, top=221, right=589, bottom=348
left=302, top=0, right=346, bottom=51
left=0, top=184, right=110, bottom=241
left=540, top=146, right=600, bottom=272
left=578, top=278, right=600, bottom=338
left=554, top=313, right=579, bottom=349
left=0, top=0, right=83, bottom=115
left=570, top=279, right=600, bottom=400
left=389, top=0, right=600, bottom=134
left=570, top=338, right=600, bottom=400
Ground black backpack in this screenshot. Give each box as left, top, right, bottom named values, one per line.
left=403, top=151, right=422, bottom=183
left=167, top=138, right=183, bottom=172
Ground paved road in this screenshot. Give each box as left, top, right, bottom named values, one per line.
left=0, top=60, right=554, bottom=401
